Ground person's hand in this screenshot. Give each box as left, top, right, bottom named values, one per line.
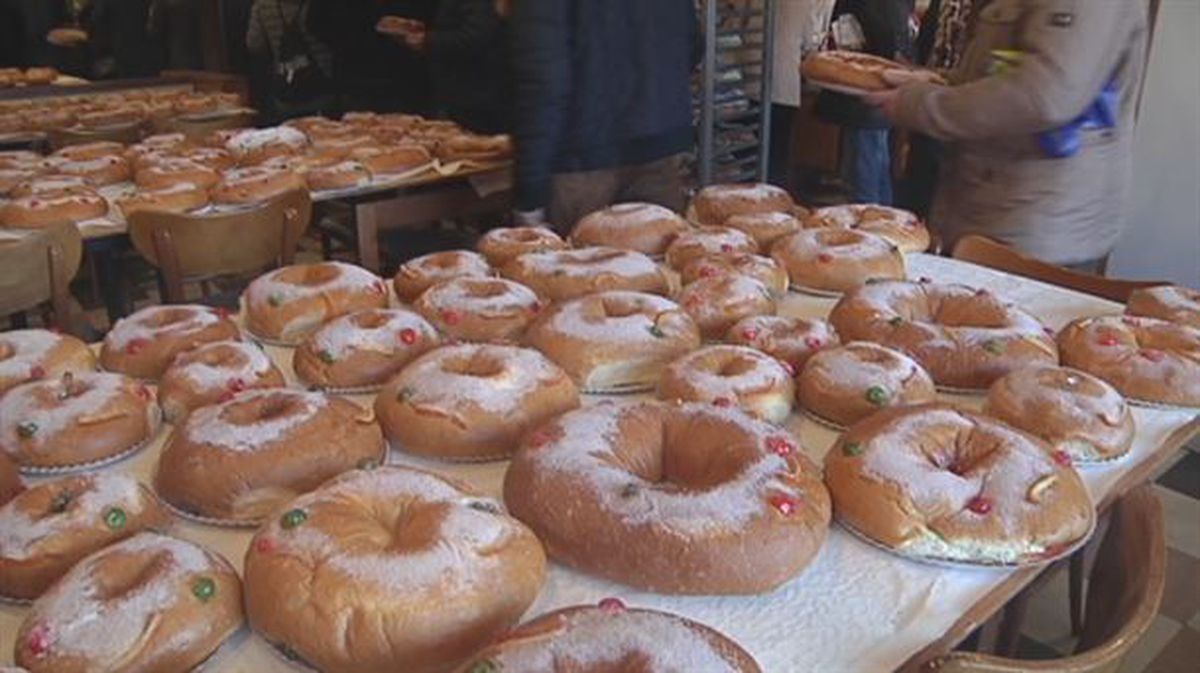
left=862, top=88, right=901, bottom=122
left=402, top=27, right=427, bottom=51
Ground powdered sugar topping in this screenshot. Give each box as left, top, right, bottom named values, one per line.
left=26, top=533, right=220, bottom=663
left=488, top=608, right=742, bottom=671
left=310, top=309, right=434, bottom=359
left=395, top=344, right=564, bottom=415
left=0, top=372, right=143, bottom=449
left=0, top=329, right=61, bottom=381
left=183, top=389, right=329, bottom=452
left=171, top=340, right=273, bottom=390
left=105, top=305, right=223, bottom=351
left=0, top=472, right=145, bottom=561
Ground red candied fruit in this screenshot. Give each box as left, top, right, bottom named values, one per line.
left=817, top=253, right=833, bottom=263
left=1140, top=349, right=1165, bottom=362
left=804, top=336, right=823, bottom=350
left=254, top=537, right=276, bottom=554
left=441, top=310, right=461, bottom=326
left=398, top=328, right=418, bottom=345
left=780, top=360, right=796, bottom=377
left=712, top=397, right=733, bottom=408
left=28, top=365, right=46, bottom=379
left=125, top=338, right=150, bottom=355
left=967, top=496, right=993, bottom=515
left=1052, top=450, right=1073, bottom=468
left=26, top=623, right=52, bottom=657
left=1097, top=335, right=1119, bottom=347
left=720, top=243, right=734, bottom=253
left=598, top=597, right=626, bottom=613
left=766, top=436, right=794, bottom=457
left=228, top=378, right=246, bottom=392
left=741, top=327, right=759, bottom=341
left=769, top=494, right=798, bottom=515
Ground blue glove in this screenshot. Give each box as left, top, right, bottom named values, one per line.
left=1039, top=75, right=1118, bottom=157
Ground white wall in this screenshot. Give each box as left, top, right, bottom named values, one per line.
left=1109, top=0, right=1200, bottom=286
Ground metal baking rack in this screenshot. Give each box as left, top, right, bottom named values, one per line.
left=695, top=0, right=776, bottom=186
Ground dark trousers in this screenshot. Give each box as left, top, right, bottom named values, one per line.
left=768, top=103, right=796, bottom=192
left=547, top=154, right=686, bottom=233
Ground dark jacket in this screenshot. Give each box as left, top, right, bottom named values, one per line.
left=92, top=0, right=163, bottom=78
left=512, top=0, right=699, bottom=211
left=817, top=0, right=915, bottom=129
left=428, top=0, right=509, bottom=133
left=308, top=0, right=435, bottom=114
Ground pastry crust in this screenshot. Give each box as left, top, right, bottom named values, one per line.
left=1057, top=315, right=1200, bottom=407
left=158, top=340, right=286, bottom=422
left=1126, top=285, right=1200, bottom=329
left=658, top=345, right=796, bottom=423
left=570, top=202, right=689, bottom=256
left=797, top=341, right=936, bottom=427
left=100, top=304, right=240, bottom=380
left=771, top=228, right=906, bottom=293
left=691, top=183, right=796, bottom=226
left=293, top=309, right=439, bottom=390
left=502, top=246, right=669, bottom=302
left=243, top=262, right=389, bottom=344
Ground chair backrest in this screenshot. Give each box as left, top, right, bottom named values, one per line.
left=127, top=189, right=311, bottom=302
left=0, top=221, right=83, bottom=324
left=926, top=485, right=1166, bottom=673
left=951, top=235, right=1166, bottom=303
left=49, top=123, right=145, bottom=150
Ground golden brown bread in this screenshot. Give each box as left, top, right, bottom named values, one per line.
left=1125, top=285, right=1200, bottom=329
left=504, top=401, right=831, bottom=594
left=570, top=202, right=689, bottom=256
left=157, top=340, right=286, bottom=422
left=0, top=453, right=21, bottom=506
left=806, top=204, right=931, bottom=253
left=392, top=250, right=493, bottom=303
left=501, top=246, right=669, bottom=302
left=829, top=280, right=1059, bottom=389
left=985, top=365, right=1135, bottom=463
left=293, top=309, right=440, bottom=390
left=244, top=467, right=546, bottom=673
left=15, top=533, right=244, bottom=673
left=770, top=228, right=906, bottom=293
left=801, top=50, right=944, bottom=91
left=413, top=276, right=542, bottom=344
left=243, top=262, right=389, bottom=344
left=678, top=273, right=776, bottom=339
left=0, top=472, right=170, bottom=600
left=797, top=341, right=936, bottom=428
left=376, top=343, right=580, bottom=461
left=664, top=226, right=759, bottom=270
left=723, top=210, right=803, bottom=248
left=825, top=404, right=1095, bottom=565
left=658, top=345, right=795, bottom=423
left=680, top=253, right=789, bottom=296
left=523, top=291, right=701, bottom=393
left=0, top=192, right=108, bottom=228
left=476, top=226, right=567, bottom=266
left=155, top=389, right=385, bottom=523
left=459, top=604, right=762, bottom=673
left=0, top=329, right=96, bottom=397
left=0, top=372, right=159, bottom=470
left=100, top=304, right=240, bottom=380
left=1057, top=315, right=1200, bottom=407
left=724, top=315, right=839, bottom=372
left=690, top=183, right=796, bottom=226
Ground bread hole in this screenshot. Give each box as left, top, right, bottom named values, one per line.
left=377, top=500, right=448, bottom=555
left=848, top=344, right=894, bottom=366
left=510, top=229, right=544, bottom=243
left=429, top=254, right=460, bottom=269
left=465, top=280, right=510, bottom=299
left=353, top=311, right=390, bottom=330
left=600, top=298, right=643, bottom=319
left=605, top=407, right=760, bottom=492
left=813, top=228, right=864, bottom=247
left=577, top=249, right=624, bottom=264
left=277, top=264, right=341, bottom=287
left=144, top=307, right=195, bottom=328
left=441, top=353, right=505, bottom=379
left=224, top=393, right=302, bottom=425
left=94, top=551, right=172, bottom=601
left=716, top=355, right=757, bottom=378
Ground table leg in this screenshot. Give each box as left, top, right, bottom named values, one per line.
left=86, top=238, right=130, bottom=324
left=355, top=201, right=382, bottom=273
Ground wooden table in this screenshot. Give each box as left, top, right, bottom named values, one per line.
left=321, top=164, right=513, bottom=273
left=0, top=253, right=1195, bottom=672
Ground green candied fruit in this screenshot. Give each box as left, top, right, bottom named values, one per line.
left=865, top=386, right=890, bottom=406
left=983, top=339, right=1005, bottom=355
left=280, top=508, right=308, bottom=529
left=192, top=577, right=216, bottom=602
left=647, top=325, right=665, bottom=338
left=469, top=660, right=501, bottom=673
left=104, top=507, right=127, bottom=530
left=842, top=442, right=864, bottom=457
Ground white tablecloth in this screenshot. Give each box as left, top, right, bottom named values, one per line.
left=2, top=253, right=1196, bottom=672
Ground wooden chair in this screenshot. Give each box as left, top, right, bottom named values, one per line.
left=951, top=235, right=1166, bottom=303
left=127, top=189, right=311, bottom=304
left=0, top=221, right=84, bottom=336
left=49, top=123, right=145, bottom=150
left=924, top=485, right=1166, bottom=673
